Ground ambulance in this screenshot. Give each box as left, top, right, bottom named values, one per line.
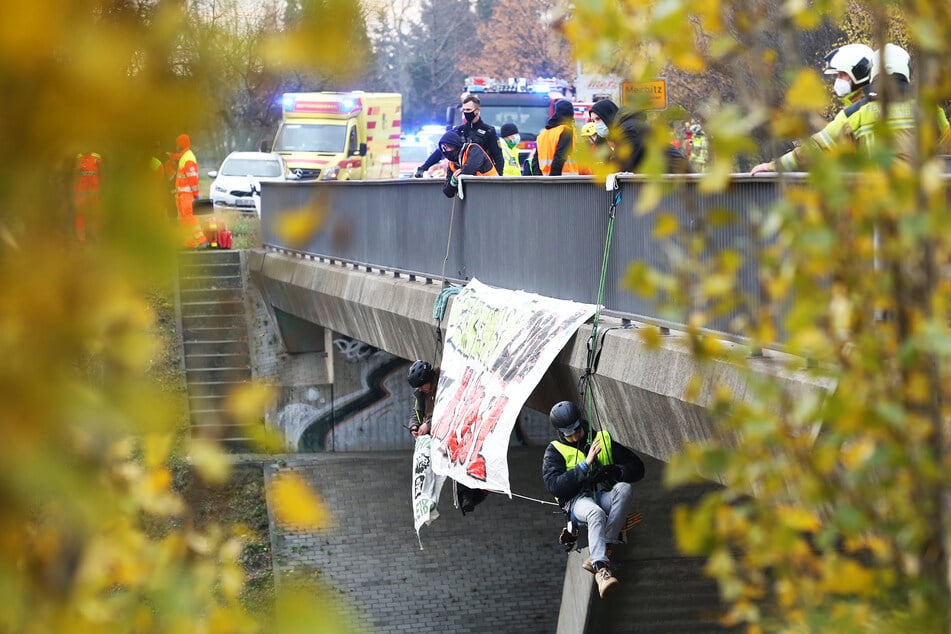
left=273, top=92, right=402, bottom=181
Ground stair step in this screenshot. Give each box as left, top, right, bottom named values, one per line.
left=178, top=251, right=240, bottom=264
left=180, top=288, right=244, bottom=303
left=186, top=367, right=252, bottom=383
left=184, top=340, right=250, bottom=355
left=182, top=316, right=246, bottom=330
left=180, top=274, right=242, bottom=290
left=184, top=353, right=251, bottom=370
left=181, top=302, right=246, bottom=318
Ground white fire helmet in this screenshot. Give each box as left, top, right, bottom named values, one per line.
left=871, top=43, right=911, bottom=82
left=822, top=43, right=874, bottom=87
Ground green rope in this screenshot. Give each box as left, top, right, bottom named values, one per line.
left=581, top=183, right=621, bottom=464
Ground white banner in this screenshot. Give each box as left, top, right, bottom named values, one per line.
left=412, top=434, right=446, bottom=548
left=429, top=279, right=596, bottom=495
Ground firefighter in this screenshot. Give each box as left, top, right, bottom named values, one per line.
left=498, top=122, right=522, bottom=176
left=823, top=43, right=874, bottom=107
left=751, top=44, right=950, bottom=175
left=73, top=151, right=103, bottom=241
left=689, top=124, right=709, bottom=172
left=531, top=99, right=578, bottom=176
left=172, top=134, right=209, bottom=249
left=438, top=130, right=498, bottom=198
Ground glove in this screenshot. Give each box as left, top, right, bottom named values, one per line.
left=414, top=168, right=424, bottom=179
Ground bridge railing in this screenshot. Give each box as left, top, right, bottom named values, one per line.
left=259, top=175, right=788, bottom=337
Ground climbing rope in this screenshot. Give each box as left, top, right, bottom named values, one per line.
left=579, top=179, right=623, bottom=464
left=430, top=196, right=460, bottom=364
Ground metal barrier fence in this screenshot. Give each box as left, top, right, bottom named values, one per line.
left=259, top=175, right=784, bottom=336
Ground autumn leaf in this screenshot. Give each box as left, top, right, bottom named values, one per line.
left=270, top=472, right=333, bottom=531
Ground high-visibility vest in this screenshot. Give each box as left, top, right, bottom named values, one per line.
left=448, top=143, right=499, bottom=176
left=499, top=140, right=521, bottom=176
left=74, top=152, right=102, bottom=193
left=550, top=430, right=614, bottom=470
left=549, top=431, right=615, bottom=503
left=176, top=149, right=200, bottom=197
left=536, top=125, right=578, bottom=175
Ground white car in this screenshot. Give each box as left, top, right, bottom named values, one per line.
left=209, top=151, right=286, bottom=211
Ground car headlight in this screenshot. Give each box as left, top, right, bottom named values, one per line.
left=213, top=185, right=227, bottom=193
left=322, top=166, right=340, bottom=180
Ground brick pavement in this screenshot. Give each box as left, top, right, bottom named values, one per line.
left=266, top=447, right=565, bottom=634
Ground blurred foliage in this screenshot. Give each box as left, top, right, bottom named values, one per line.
left=0, top=0, right=367, bottom=631
left=561, top=0, right=951, bottom=631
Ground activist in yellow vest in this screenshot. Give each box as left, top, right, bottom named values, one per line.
left=549, top=430, right=614, bottom=504
left=499, top=139, right=521, bottom=176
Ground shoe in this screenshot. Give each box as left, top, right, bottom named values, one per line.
left=196, top=242, right=211, bottom=250
left=595, top=567, right=619, bottom=598
left=582, top=545, right=614, bottom=574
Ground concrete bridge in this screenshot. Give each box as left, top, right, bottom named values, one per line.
left=246, top=175, right=831, bottom=632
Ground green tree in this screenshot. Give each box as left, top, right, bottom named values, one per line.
left=562, top=0, right=951, bottom=631
left=0, top=0, right=368, bottom=631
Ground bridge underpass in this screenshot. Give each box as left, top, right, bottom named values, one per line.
left=247, top=175, right=832, bottom=632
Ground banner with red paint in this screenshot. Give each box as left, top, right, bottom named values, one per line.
left=430, top=279, right=596, bottom=495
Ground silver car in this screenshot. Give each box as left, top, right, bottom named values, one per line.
left=209, top=151, right=286, bottom=211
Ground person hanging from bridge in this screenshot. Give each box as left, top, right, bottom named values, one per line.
left=542, top=400, right=645, bottom=599
left=437, top=130, right=498, bottom=199
left=406, top=359, right=487, bottom=515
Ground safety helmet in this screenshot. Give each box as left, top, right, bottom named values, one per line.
left=407, top=360, right=434, bottom=388
left=549, top=401, right=584, bottom=435
left=580, top=122, right=598, bottom=139
left=822, top=43, right=874, bottom=87
left=870, top=43, right=911, bottom=82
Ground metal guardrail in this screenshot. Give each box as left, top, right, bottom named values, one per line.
left=259, top=175, right=786, bottom=336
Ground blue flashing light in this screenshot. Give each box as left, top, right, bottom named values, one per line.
left=468, top=86, right=485, bottom=93
left=282, top=94, right=296, bottom=111
left=341, top=97, right=356, bottom=112
left=532, top=83, right=551, bottom=93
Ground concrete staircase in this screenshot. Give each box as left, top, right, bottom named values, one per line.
left=177, top=250, right=255, bottom=451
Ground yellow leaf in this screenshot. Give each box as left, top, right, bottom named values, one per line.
left=270, top=472, right=333, bottom=531
left=776, top=504, right=820, bottom=533
left=653, top=212, right=679, bottom=239
left=785, top=70, right=829, bottom=112
left=275, top=205, right=327, bottom=247
left=143, top=434, right=173, bottom=469
left=226, top=382, right=276, bottom=422
left=186, top=437, right=231, bottom=485
left=840, top=437, right=876, bottom=469
left=820, top=558, right=877, bottom=595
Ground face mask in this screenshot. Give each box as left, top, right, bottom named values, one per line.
left=834, top=77, right=853, bottom=98
left=506, top=135, right=520, bottom=147
left=443, top=148, right=459, bottom=162
left=594, top=121, right=609, bottom=138
left=463, top=110, right=476, bottom=123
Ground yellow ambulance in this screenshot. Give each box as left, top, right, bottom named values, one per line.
left=273, top=92, right=402, bottom=181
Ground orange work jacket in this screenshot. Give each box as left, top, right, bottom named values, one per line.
left=449, top=143, right=499, bottom=176
left=536, top=125, right=578, bottom=175
left=75, top=152, right=103, bottom=192
left=175, top=149, right=200, bottom=198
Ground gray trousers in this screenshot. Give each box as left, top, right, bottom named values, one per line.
left=568, top=482, right=633, bottom=567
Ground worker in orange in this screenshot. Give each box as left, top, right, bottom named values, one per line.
left=172, top=134, right=209, bottom=249
left=73, top=151, right=103, bottom=241
left=530, top=99, right=579, bottom=176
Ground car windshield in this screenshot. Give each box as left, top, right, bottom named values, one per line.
left=401, top=145, right=431, bottom=162
left=220, top=157, right=283, bottom=177
left=273, top=123, right=347, bottom=153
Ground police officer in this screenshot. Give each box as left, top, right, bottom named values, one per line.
left=416, top=94, right=504, bottom=177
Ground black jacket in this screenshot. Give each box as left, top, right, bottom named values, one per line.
left=442, top=143, right=496, bottom=198
left=542, top=432, right=645, bottom=509
left=420, top=119, right=504, bottom=175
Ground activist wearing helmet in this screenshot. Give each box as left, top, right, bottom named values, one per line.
left=871, top=43, right=911, bottom=83
left=550, top=401, right=585, bottom=436
left=823, top=43, right=874, bottom=87
left=407, top=360, right=434, bottom=389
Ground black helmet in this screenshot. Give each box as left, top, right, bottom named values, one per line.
left=407, top=360, right=434, bottom=388
left=549, top=401, right=584, bottom=435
